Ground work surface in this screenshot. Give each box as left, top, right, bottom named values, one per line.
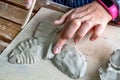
left=0, top=7, right=120, bottom=80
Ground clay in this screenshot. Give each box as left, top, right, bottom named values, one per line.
left=110, top=49, right=120, bottom=68
left=8, top=22, right=57, bottom=64
left=8, top=22, right=87, bottom=79
left=8, top=38, right=43, bottom=64
left=99, top=49, right=120, bottom=80
left=33, top=22, right=57, bottom=39
left=43, top=28, right=60, bottom=59
left=42, top=26, right=87, bottom=79
left=51, top=45, right=87, bottom=79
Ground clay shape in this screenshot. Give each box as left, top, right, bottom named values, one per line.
left=51, top=45, right=87, bottom=79
left=42, top=27, right=87, bottom=79
left=99, top=49, right=120, bottom=80
left=8, top=22, right=87, bottom=79
left=8, top=38, right=43, bottom=64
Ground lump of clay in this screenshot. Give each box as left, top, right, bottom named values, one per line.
left=99, top=49, right=120, bottom=80
left=51, top=45, right=87, bottom=79
left=8, top=38, right=43, bottom=64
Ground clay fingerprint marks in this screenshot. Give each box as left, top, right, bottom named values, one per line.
left=8, top=38, right=41, bottom=64
left=51, top=45, right=87, bottom=79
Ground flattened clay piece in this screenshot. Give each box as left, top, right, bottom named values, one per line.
left=43, top=27, right=87, bottom=79
left=51, top=45, right=87, bottom=79
left=99, top=49, right=120, bottom=80
left=8, top=38, right=43, bottom=64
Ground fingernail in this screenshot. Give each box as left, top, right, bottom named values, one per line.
left=53, top=47, right=60, bottom=54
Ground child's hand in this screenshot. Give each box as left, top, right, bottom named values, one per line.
left=53, top=1, right=112, bottom=54
left=26, top=0, right=32, bottom=9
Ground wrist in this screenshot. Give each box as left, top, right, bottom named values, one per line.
left=97, top=0, right=118, bottom=20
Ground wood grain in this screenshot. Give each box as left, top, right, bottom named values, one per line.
left=0, top=18, right=21, bottom=43
left=0, top=1, right=34, bottom=25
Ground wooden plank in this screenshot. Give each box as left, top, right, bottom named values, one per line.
left=0, top=1, right=33, bottom=25
left=2, top=0, right=41, bottom=12
left=0, top=18, right=21, bottom=43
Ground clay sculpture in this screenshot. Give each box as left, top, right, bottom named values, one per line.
left=8, top=38, right=42, bottom=64
left=99, top=49, right=120, bottom=80
left=8, top=22, right=87, bottom=79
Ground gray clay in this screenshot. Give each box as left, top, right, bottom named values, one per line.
left=8, top=22, right=57, bottom=64
left=110, top=49, right=120, bottom=68
left=8, top=22, right=87, bottom=79
left=42, top=27, right=87, bottom=79
left=33, top=22, right=56, bottom=39
left=51, top=45, right=87, bottom=79
left=99, top=49, right=120, bottom=80
left=8, top=38, right=43, bottom=64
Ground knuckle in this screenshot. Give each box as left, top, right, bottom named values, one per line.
left=69, top=14, right=76, bottom=20
left=85, top=20, right=92, bottom=26
left=72, top=19, right=80, bottom=26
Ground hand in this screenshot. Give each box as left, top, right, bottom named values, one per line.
left=53, top=1, right=112, bottom=54
left=26, top=0, right=32, bottom=9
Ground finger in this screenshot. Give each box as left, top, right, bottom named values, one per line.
left=61, top=19, right=82, bottom=40
left=53, top=19, right=81, bottom=54
left=68, top=8, right=93, bottom=23
left=54, top=9, right=74, bottom=25
left=53, top=38, right=67, bottom=54
left=74, top=20, right=93, bottom=43
left=26, top=0, right=32, bottom=9
left=90, top=24, right=106, bottom=41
